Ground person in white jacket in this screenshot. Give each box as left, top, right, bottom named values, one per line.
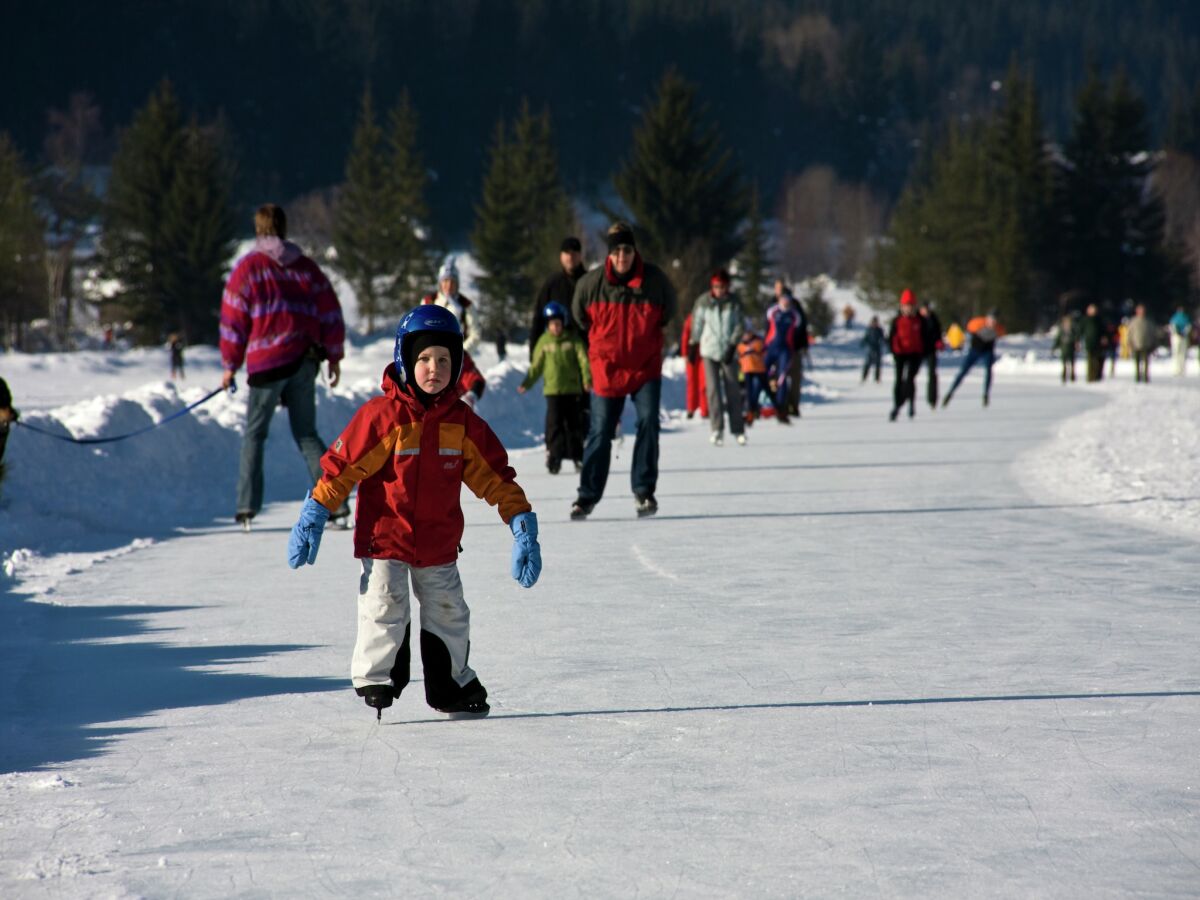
left=690, top=269, right=746, bottom=446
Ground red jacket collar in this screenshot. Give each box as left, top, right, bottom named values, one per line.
left=381, top=364, right=463, bottom=417
left=604, top=253, right=644, bottom=289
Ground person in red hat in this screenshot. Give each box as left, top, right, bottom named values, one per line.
left=887, top=288, right=925, bottom=421
left=680, top=310, right=708, bottom=419
left=689, top=269, right=746, bottom=445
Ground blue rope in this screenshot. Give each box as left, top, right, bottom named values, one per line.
left=14, top=385, right=231, bottom=445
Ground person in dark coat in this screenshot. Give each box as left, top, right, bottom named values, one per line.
left=887, top=289, right=925, bottom=421
left=530, top=236, right=588, bottom=355
left=0, top=376, right=17, bottom=473
left=861, top=316, right=885, bottom=382
left=1079, top=303, right=1108, bottom=383
left=918, top=302, right=943, bottom=408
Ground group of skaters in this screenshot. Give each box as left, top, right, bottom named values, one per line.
left=680, top=277, right=810, bottom=445
left=860, top=289, right=1006, bottom=420
left=1052, top=302, right=1197, bottom=384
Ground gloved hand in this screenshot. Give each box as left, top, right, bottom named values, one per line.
left=722, top=345, right=736, bottom=365
left=288, top=494, right=331, bottom=568
left=687, top=343, right=700, bottom=364
left=509, top=511, right=541, bottom=588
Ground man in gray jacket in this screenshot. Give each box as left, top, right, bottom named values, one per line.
left=689, top=269, right=746, bottom=445
left=1127, top=304, right=1156, bottom=383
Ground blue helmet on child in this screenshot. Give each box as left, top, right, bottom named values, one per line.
left=543, top=301, right=569, bottom=325
left=393, top=305, right=464, bottom=386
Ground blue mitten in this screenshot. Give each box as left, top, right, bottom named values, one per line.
left=288, top=494, right=331, bottom=568
left=509, top=511, right=541, bottom=588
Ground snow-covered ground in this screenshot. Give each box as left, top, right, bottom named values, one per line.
left=2, top=298, right=1199, bottom=897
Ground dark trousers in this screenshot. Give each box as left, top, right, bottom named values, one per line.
left=891, top=354, right=922, bottom=415
left=1086, top=351, right=1105, bottom=383
left=787, top=350, right=804, bottom=413
left=947, top=346, right=995, bottom=400
left=1061, top=355, right=1076, bottom=383
left=578, top=379, right=661, bottom=503
left=545, top=393, right=588, bottom=466
left=743, top=372, right=768, bottom=414
left=862, top=350, right=881, bottom=382
left=923, top=352, right=939, bottom=407
left=764, top=345, right=791, bottom=411
left=1134, top=350, right=1151, bottom=383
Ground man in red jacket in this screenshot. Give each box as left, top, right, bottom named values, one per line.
left=570, top=222, right=676, bottom=519
left=220, top=203, right=346, bottom=528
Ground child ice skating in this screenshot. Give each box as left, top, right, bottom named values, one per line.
left=518, top=301, right=591, bottom=473
left=286, top=306, right=541, bottom=719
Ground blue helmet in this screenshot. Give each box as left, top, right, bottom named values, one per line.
left=393, top=305, right=464, bottom=386
left=543, top=301, right=569, bottom=325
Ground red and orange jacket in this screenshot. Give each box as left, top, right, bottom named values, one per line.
left=311, top=366, right=531, bottom=567
left=571, top=254, right=677, bottom=397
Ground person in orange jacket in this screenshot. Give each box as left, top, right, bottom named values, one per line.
left=681, top=311, right=708, bottom=419
left=736, top=325, right=768, bottom=423
left=942, top=310, right=1007, bottom=408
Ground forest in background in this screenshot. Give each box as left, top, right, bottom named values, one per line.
left=4, top=0, right=1198, bottom=238
left=1, top=1, right=1199, bottom=348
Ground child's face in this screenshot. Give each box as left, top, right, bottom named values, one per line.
left=414, top=345, right=453, bottom=395
left=548, top=318, right=564, bottom=336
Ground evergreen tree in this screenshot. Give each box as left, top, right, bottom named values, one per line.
left=159, top=120, right=237, bottom=343
left=737, top=183, right=771, bottom=313
left=1054, top=68, right=1171, bottom=316
left=509, top=100, right=574, bottom=296
left=471, top=120, right=534, bottom=344
left=385, top=89, right=434, bottom=312
left=333, top=85, right=391, bottom=333
left=98, top=79, right=186, bottom=343
left=0, top=134, right=47, bottom=350
left=613, top=69, right=748, bottom=314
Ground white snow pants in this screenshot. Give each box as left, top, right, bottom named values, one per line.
left=1170, top=332, right=1188, bottom=376
left=351, top=558, right=478, bottom=695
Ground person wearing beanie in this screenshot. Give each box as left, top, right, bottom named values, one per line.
left=569, top=221, right=676, bottom=519
left=887, top=289, right=925, bottom=421
left=219, top=203, right=347, bottom=529
left=286, top=304, right=541, bottom=719
left=518, top=301, right=591, bottom=474
left=422, top=256, right=479, bottom=350
left=690, top=268, right=747, bottom=446
left=530, top=236, right=589, bottom=355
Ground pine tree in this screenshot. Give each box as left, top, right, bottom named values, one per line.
left=613, top=69, right=748, bottom=312
left=737, top=183, right=771, bottom=313
left=1055, top=68, right=1171, bottom=316
left=333, top=85, right=392, bottom=333
left=509, top=100, right=574, bottom=293
left=159, top=120, right=237, bottom=343
left=471, top=120, right=534, bottom=344
left=0, top=134, right=47, bottom=350
left=99, top=79, right=186, bottom=343
left=385, top=89, right=433, bottom=313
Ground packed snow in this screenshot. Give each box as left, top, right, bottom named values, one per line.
left=2, top=285, right=1198, bottom=897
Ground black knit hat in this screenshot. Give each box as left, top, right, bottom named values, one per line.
left=560, top=236, right=582, bottom=253
left=404, top=331, right=463, bottom=402
left=606, top=222, right=636, bottom=251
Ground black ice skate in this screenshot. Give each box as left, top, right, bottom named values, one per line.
left=433, top=683, right=490, bottom=717
left=570, top=499, right=595, bottom=521
left=357, top=684, right=396, bottom=721
left=635, top=494, right=658, bottom=518
left=235, top=512, right=254, bottom=533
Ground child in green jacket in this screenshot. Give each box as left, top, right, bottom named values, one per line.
left=518, top=302, right=591, bottom=474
